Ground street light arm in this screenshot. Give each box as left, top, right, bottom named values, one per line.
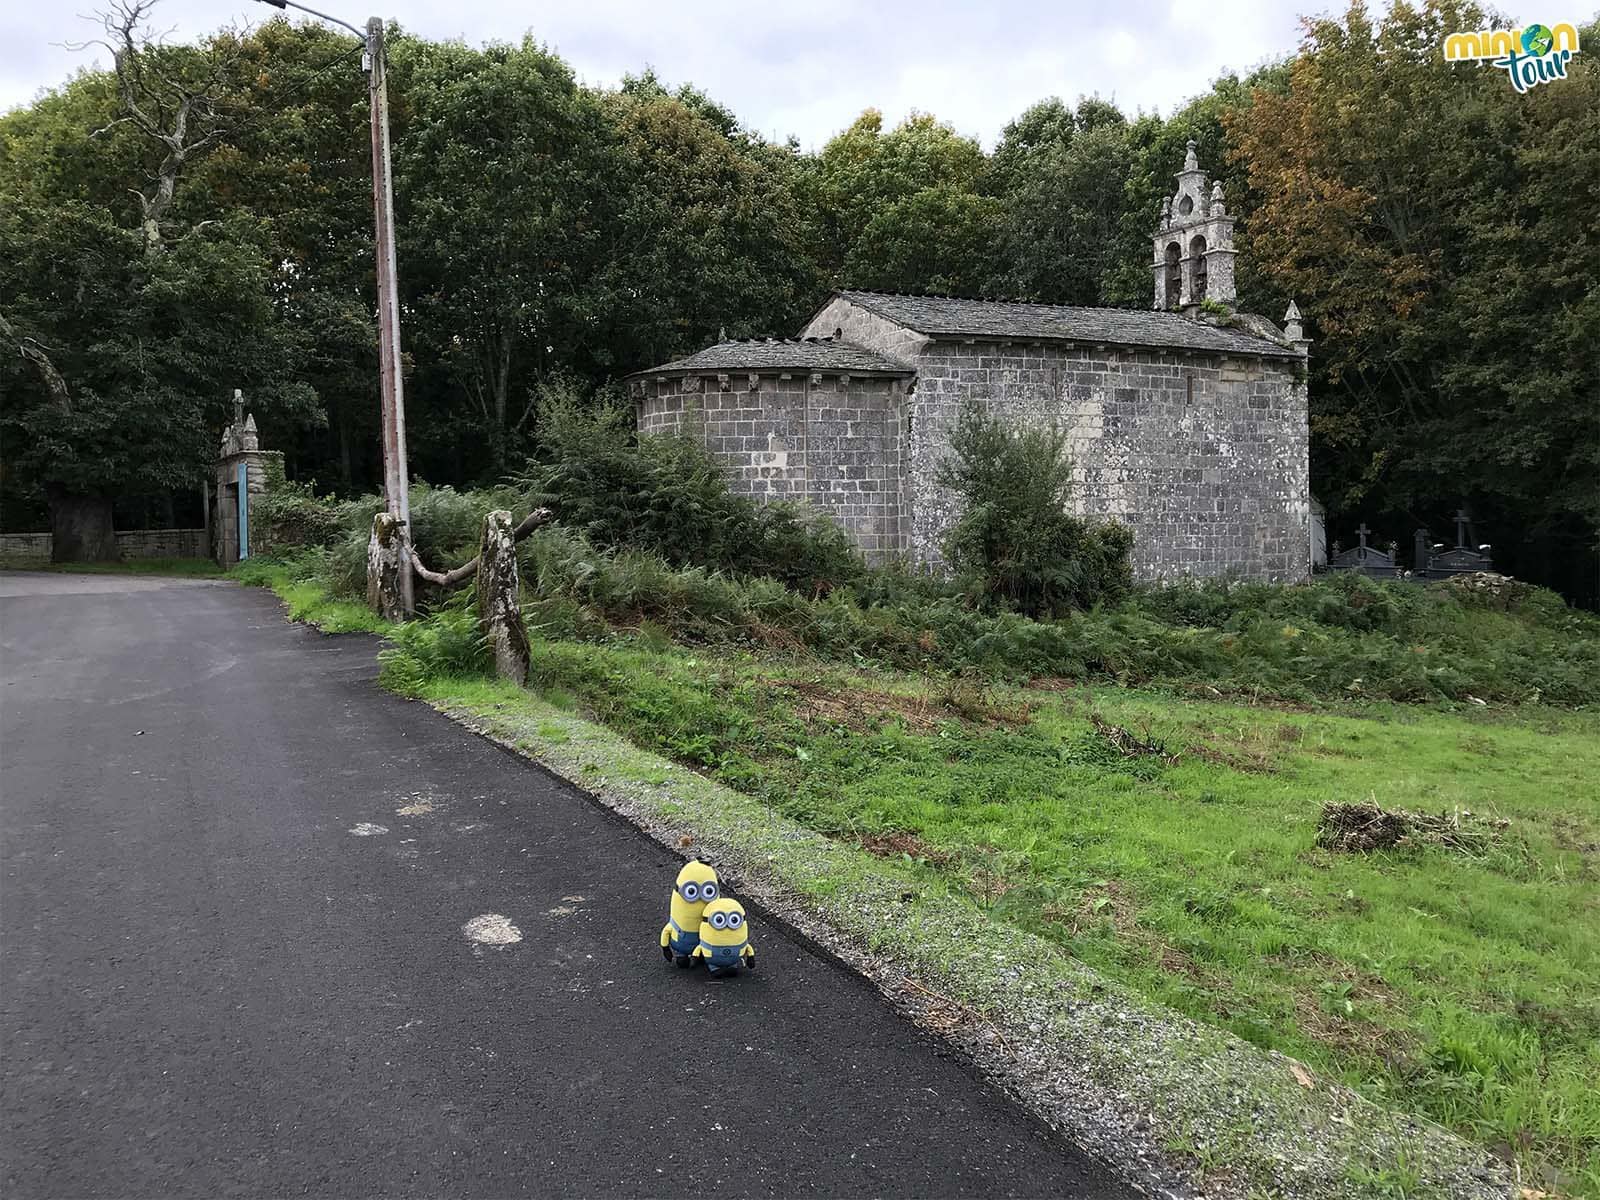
left=248, top=0, right=366, bottom=40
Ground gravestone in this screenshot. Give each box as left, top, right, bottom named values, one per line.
left=1328, top=523, right=1399, bottom=579
left=1416, top=510, right=1495, bottom=579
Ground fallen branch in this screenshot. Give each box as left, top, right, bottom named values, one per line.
left=410, top=506, right=552, bottom=587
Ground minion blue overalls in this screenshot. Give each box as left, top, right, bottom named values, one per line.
left=702, top=939, right=749, bottom=976
left=665, top=916, right=700, bottom=958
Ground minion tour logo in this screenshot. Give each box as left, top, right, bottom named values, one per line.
left=1443, top=22, right=1582, bottom=92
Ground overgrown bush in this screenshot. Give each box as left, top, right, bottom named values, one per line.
left=517, top=396, right=863, bottom=592
left=1136, top=571, right=1428, bottom=634
left=251, top=419, right=1600, bottom=709
left=407, top=483, right=523, bottom=567
left=936, top=402, right=1132, bottom=617
left=253, top=478, right=347, bottom=552
left=513, top=526, right=1600, bottom=706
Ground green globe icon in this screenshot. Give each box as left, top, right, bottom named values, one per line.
left=1522, top=24, right=1554, bottom=55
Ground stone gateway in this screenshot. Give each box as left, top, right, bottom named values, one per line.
left=629, top=144, right=1312, bottom=583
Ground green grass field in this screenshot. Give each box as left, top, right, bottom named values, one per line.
left=518, top=637, right=1600, bottom=1194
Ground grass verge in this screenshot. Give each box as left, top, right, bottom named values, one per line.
left=229, top=558, right=390, bottom=633
left=0, top=555, right=225, bottom=576
left=420, top=672, right=1517, bottom=1200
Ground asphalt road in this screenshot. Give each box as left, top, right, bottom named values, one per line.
left=0, top=572, right=1128, bottom=1199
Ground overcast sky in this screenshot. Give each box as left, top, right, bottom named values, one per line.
left=1, top=1, right=1556, bottom=148
left=2, top=0, right=1351, bottom=148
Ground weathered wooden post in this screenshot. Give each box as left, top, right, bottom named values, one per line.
left=366, top=511, right=411, bottom=622
left=475, top=509, right=530, bottom=684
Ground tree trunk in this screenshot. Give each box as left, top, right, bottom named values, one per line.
left=475, top=510, right=530, bottom=685
left=366, top=511, right=413, bottom=622
left=46, top=489, right=119, bottom=563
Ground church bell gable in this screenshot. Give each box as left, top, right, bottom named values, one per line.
left=1152, top=140, right=1237, bottom=313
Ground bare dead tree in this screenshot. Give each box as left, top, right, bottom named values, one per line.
left=75, top=0, right=237, bottom=254
left=0, top=310, right=71, bottom=408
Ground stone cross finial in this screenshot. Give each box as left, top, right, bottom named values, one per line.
left=1356, top=522, right=1371, bottom=549
left=1454, top=509, right=1471, bottom=547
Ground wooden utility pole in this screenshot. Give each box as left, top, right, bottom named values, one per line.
left=365, top=16, right=413, bottom=615
left=254, top=0, right=415, bottom=616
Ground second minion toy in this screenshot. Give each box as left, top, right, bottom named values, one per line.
left=691, top=897, right=755, bottom=976
left=659, top=860, right=720, bottom=967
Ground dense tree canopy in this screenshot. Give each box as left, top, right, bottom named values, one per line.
left=0, top=0, right=1593, bottom=597
left=1228, top=1, right=1599, bottom=598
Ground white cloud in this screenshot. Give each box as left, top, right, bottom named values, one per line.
left=0, top=0, right=1539, bottom=146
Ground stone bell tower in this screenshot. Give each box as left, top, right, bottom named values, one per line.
left=1152, top=140, right=1237, bottom=313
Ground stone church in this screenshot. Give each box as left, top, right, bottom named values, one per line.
left=629, top=143, right=1312, bottom=582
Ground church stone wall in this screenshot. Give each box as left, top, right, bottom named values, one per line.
left=901, top=340, right=1310, bottom=582
left=633, top=373, right=908, bottom=562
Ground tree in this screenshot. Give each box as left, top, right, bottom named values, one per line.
left=393, top=37, right=621, bottom=478
left=586, top=75, right=821, bottom=375
left=0, top=4, right=315, bottom=559
left=198, top=17, right=380, bottom=492
left=990, top=97, right=1133, bottom=304
left=806, top=110, right=997, bottom=294
left=1227, top=0, right=1599, bottom=598
left=848, top=185, right=1001, bottom=295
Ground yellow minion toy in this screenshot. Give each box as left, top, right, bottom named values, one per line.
left=691, top=897, right=755, bottom=976
left=660, top=860, right=720, bottom=967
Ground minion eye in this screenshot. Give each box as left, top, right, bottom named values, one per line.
left=727, top=912, right=743, bottom=929
left=682, top=883, right=699, bottom=901
left=710, top=912, right=727, bottom=929
left=700, top=882, right=717, bottom=900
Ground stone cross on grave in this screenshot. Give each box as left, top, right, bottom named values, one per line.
left=1454, top=509, right=1472, bottom=548
left=1356, top=523, right=1371, bottom=552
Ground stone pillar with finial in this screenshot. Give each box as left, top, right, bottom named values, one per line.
left=212, top=389, right=283, bottom=564
left=1283, top=301, right=1313, bottom=358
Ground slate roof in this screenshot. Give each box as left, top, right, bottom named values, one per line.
left=633, top=336, right=914, bottom=378
left=834, top=290, right=1300, bottom=359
